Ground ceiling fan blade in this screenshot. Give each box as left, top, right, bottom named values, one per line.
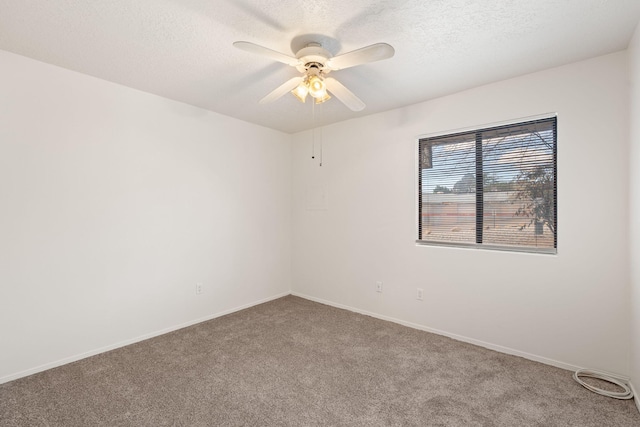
left=325, top=78, right=365, bottom=111
left=233, top=41, right=300, bottom=66
left=259, top=77, right=304, bottom=104
left=326, top=43, right=394, bottom=71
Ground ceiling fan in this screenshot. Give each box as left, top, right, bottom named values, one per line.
left=233, top=40, right=395, bottom=111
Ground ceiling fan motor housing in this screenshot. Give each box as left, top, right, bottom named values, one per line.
left=295, top=43, right=332, bottom=73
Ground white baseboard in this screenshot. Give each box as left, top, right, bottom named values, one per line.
left=5, top=288, right=636, bottom=415
left=630, top=381, right=640, bottom=414
left=0, top=291, right=290, bottom=385
left=291, top=291, right=585, bottom=372
left=297, top=292, right=640, bottom=412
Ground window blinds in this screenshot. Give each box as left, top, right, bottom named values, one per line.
left=418, top=116, right=557, bottom=253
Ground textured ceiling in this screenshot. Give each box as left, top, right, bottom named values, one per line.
left=1, top=0, right=639, bottom=134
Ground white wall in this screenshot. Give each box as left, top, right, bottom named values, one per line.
left=1, top=43, right=634, bottom=386
left=292, top=52, right=631, bottom=374
left=0, top=50, right=292, bottom=382
left=629, top=21, right=640, bottom=401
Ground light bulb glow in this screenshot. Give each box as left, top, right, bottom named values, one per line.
left=308, top=75, right=327, bottom=98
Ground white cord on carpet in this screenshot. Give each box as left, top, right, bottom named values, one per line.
left=573, top=369, right=634, bottom=400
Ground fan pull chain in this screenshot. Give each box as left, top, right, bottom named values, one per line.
left=310, top=100, right=323, bottom=166
left=311, top=101, right=315, bottom=159
left=318, top=107, right=323, bottom=167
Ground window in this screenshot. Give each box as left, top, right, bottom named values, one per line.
left=417, top=116, right=557, bottom=254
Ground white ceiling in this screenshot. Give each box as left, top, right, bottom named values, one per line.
left=1, top=0, right=639, bottom=134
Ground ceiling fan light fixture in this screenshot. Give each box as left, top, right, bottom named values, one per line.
left=308, top=75, right=327, bottom=99
left=314, top=92, right=331, bottom=104
left=291, top=79, right=309, bottom=103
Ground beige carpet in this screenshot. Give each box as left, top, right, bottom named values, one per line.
left=1, top=295, right=638, bottom=426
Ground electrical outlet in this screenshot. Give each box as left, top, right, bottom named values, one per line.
left=196, top=282, right=203, bottom=295
left=416, top=288, right=423, bottom=301
left=376, top=281, right=383, bottom=293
